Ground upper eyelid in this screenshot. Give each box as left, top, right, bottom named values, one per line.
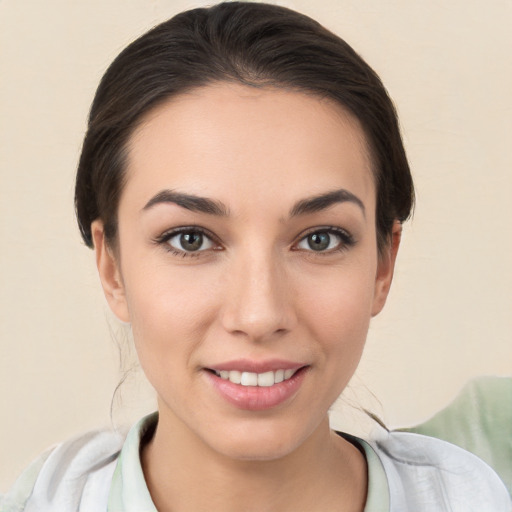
left=156, top=225, right=219, bottom=243
left=295, top=225, right=353, bottom=241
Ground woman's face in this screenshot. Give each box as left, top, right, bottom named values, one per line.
left=94, top=83, right=397, bottom=461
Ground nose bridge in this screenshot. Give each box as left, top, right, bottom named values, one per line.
left=221, top=244, right=295, bottom=340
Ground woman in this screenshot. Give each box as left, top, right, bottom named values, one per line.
left=2, top=2, right=510, bottom=511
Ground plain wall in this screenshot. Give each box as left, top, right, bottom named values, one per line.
left=1, top=0, right=511, bottom=491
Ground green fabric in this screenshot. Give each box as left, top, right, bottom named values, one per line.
left=108, top=413, right=157, bottom=511
left=355, top=438, right=390, bottom=512
left=405, top=376, right=512, bottom=496
left=107, top=417, right=390, bottom=512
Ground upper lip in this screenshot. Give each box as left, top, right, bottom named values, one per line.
left=206, top=359, right=306, bottom=373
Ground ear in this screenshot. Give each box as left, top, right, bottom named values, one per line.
left=371, top=220, right=402, bottom=317
left=91, top=220, right=130, bottom=323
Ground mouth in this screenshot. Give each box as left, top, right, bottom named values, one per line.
left=204, top=363, right=309, bottom=411
left=210, top=368, right=300, bottom=387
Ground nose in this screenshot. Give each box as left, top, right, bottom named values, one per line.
left=220, top=249, right=297, bottom=342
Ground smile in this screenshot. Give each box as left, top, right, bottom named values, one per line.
left=213, top=369, right=298, bottom=387
left=206, top=365, right=308, bottom=411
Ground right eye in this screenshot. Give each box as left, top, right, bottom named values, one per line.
left=155, top=227, right=219, bottom=257
left=167, top=230, right=214, bottom=253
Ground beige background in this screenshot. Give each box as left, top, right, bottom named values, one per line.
left=1, top=0, right=511, bottom=491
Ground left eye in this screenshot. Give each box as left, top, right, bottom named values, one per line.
left=167, top=230, right=214, bottom=252
left=296, top=230, right=344, bottom=252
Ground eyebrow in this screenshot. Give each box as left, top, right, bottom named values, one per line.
left=142, top=188, right=365, bottom=218
left=289, top=189, right=365, bottom=218
left=142, top=190, right=229, bottom=216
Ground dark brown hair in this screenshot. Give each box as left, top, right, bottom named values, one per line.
left=75, top=1, right=414, bottom=251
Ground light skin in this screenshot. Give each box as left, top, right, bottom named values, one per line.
left=93, top=83, right=400, bottom=512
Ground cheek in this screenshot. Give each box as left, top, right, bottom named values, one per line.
left=121, top=258, right=222, bottom=372
left=298, top=260, right=377, bottom=342
left=296, top=259, right=378, bottom=399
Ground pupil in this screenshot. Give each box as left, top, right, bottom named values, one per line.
left=308, top=232, right=330, bottom=251
left=181, top=232, right=202, bottom=251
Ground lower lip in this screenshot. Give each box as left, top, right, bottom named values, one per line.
left=205, top=368, right=307, bottom=411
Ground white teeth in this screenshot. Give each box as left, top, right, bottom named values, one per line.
left=284, top=369, right=295, bottom=380
left=241, top=372, right=258, bottom=386
left=228, top=370, right=241, bottom=384
left=215, top=368, right=299, bottom=386
left=257, top=371, right=275, bottom=387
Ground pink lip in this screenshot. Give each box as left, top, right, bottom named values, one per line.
left=208, top=359, right=304, bottom=373
left=204, top=365, right=308, bottom=411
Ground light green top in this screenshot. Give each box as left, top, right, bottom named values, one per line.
left=106, top=413, right=391, bottom=512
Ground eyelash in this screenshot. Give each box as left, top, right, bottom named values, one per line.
left=293, top=226, right=356, bottom=255
left=153, top=225, right=356, bottom=258
left=153, top=226, right=221, bottom=258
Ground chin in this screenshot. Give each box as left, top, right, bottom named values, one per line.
left=200, top=415, right=323, bottom=463
left=215, top=437, right=299, bottom=462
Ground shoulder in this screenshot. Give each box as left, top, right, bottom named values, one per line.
left=369, top=428, right=512, bottom=511
left=1, top=428, right=125, bottom=512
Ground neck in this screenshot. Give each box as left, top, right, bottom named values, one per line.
left=141, top=409, right=367, bottom=512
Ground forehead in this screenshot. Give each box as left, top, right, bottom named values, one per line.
left=123, top=83, right=375, bottom=214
